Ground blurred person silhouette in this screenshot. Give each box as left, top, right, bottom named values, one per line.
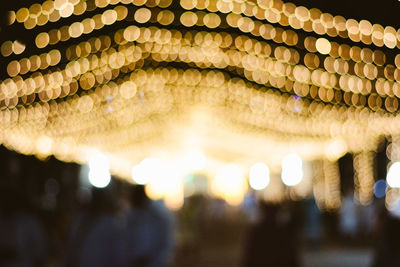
left=0, top=180, right=47, bottom=267
left=371, top=202, right=400, bottom=267
left=117, top=184, right=175, bottom=267
left=63, top=186, right=120, bottom=267
left=339, top=192, right=358, bottom=242
left=243, top=190, right=258, bottom=223
left=180, top=194, right=208, bottom=246
left=304, top=197, right=322, bottom=247
left=241, top=201, right=300, bottom=267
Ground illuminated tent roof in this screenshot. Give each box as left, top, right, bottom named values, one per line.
left=1, top=0, right=400, bottom=208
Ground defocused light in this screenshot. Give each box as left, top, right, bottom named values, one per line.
left=374, top=179, right=387, bottom=198
left=316, top=38, right=331, bottom=55
left=13, top=41, right=25, bottom=55
left=184, top=151, right=206, bottom=171
left=387, top=162, right=400, bottom=188
left=388, top=198, right=400, bottom=219
left=1, top=41, right=13, bottom=57
left=119, top=81, right=137, bottom=99
left=36, top=135, right=53, bottom=155
left=325, top=139, right=347, bottom=161
left=5, top=0, right=400, bottom=206
left=281, top=153, right=303, bottom=186
left=135, top=8, right=151, bottom=23
left=131, top=157, right=158, bottom=185
left=88, top=153, right=111, bottom=188
left=249, top=162, right=270, bottom=190
left=145, top=161, right=184, bottom=210
left=212, top=164, right=247, bottom=205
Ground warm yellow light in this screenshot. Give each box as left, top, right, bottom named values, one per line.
left=316, top=38, right=331, bottom=55
left=13, top=41, right=25, bottom=55
left=35, top=32, right=50, bottom=48
left=16, top=8, right=29, bottom=23
left=131, top=158, right=158, bottom=185
left=325, top=139, right=347, bottom=161
left=59, top=3, right=74, bottom=18
left=1, top=41, right=13, bottom=57
left=102, top=9, right=117, bottom=25
left=5, top=0, right=400, bottom=208
left=36, top=135, right=53, bottom=155
left=180, top=11, right=197, bottom=27
left=144, top=161, right=184, bottom=210
left=212, top=164, right=247, bottom=205
left=157, top=10, right=174, bottom=25
left=7, top=61, right=20, bottom=77
left=134, top=8, right=151, bottom=23
left=119, top=81, right=137, bottom=99
left=69, top=22, right=84, bottom=38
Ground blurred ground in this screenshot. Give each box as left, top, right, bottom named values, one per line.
left=174, top=218, right=245, bottom=267
left=176, top=243, right=373, bottom=267
left=174, top=218, right=374, bottom=267
left=303, top=248, right=373, bottom=267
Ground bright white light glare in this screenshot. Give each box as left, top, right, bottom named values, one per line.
left=184, top=151, right=206, bottom=171
left=145, top=162, right=185, bottom=210
left=249, top=163, right=270, bottom=190
left=131, top=158, right=158, bottom=185
left=212, top=164, right=247, bottom=205
left=88, top=153, right=111, bottom=188
left=281, top=153, right=303, bottom=186
left=387, top=162, right=400, bottom=188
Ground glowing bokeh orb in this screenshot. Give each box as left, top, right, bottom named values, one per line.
left=212, top=164, right=247, bottom=205
left=249, top=162, right=270, bottom=190
left=131, top=157, right=158, bottom=185
left=281, top=153, right=303, bottom=187
left=387, top=162, right=400, bottom=188
left=88, top=153, right=111, bottom=188
left=184, top=151, right=206, bottom=171
left=316, top=38, right=331, bottom=55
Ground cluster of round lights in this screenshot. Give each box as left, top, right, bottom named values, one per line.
left=0, top=62, right=396, bottom=157
left=5, top=1, right=400, bottom=110
left=4, top=23, right=397, bottom=115
left=12, top=0, right=87, bottom=30
left=10, top=0, right=173, bottom=29
left=0, top=66, right=387, bottom=168
left=1, top=41, right=26, bottom=57
left=32, top=6, right=128, bottom=50
left=3, top=0, right=400, bottom=208
left=6, top=50, right=61, bottom=77
left=312, top=159, right=342, bottom=210
left=215, top=0, right=400, bottom=50
left=353, top=152, right=375, bottom=205
left=249, top=162, right=270, bottom=190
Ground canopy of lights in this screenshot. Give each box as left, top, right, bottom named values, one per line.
left=2, top=0, right=400, bottom=209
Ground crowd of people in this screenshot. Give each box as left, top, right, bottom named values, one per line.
left=0, top=181, right=47, bottom=267
left=65, top=184, right=175, bottom=267
left=241, top=202, right=300, bottom=267
left=0, top=179, right=175, bottom=267
left=1, top=165, right=400, bottom=267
